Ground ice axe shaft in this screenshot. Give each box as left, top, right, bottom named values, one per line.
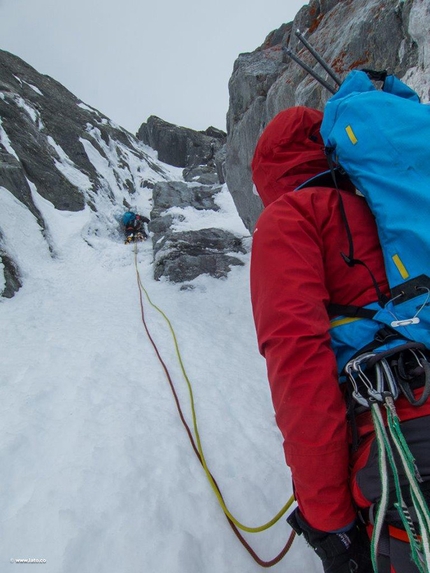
left=295, top=29, right=342, bottom=86
left=283, top=30, right=341, bottom=94
left=282, top=46, right=337, bottom=94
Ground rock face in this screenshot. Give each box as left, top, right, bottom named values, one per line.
left=135, top=118, right=244, bottom=284
left=225, top=0, right=430, bottom=232
left=0, top=51, right=167, bottom=216
left=152, top=227, right=246, bottom=283
left=0, top=50, right=175, bottom=296
left=0, top=49, right=245, bottom=296
left=149, top=180, right=246, bottom=283
left=137, top=115, right=226, bottom=181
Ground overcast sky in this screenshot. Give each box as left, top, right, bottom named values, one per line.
left=0, top=0, right=306, bottom=134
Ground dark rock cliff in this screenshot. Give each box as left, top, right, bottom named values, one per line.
left=0, top=50, right=167, bottom=217
left=0, top=50, right=243, bottom=296
left=137, top=116, right=226, bottom=170
left=148, top=181, right=246, bottom=284
left=0, top=50, right=172, bottom=296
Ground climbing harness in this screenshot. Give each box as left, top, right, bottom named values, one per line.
left=132, top=243, right=296, bottom=566
left=345, top=347, right=430, bottom=572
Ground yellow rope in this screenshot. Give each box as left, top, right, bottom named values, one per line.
left=133, top=245, right=295, bottom=533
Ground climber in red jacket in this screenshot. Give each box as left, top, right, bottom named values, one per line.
left=250, top=106, right=430, bottom=573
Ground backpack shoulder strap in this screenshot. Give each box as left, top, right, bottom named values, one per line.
left=328, top=303, right=376, bottom=320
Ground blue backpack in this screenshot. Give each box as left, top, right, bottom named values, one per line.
left=122, top=211, right=136, bottom=227
left=319, top=70, right=430, bottom=372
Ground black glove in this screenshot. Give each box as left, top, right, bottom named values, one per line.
left=287, top=509, right=373, bottom=573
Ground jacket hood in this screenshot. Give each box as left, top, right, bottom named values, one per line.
left=251, top=106, right=329, bottom=207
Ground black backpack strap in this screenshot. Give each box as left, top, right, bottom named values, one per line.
left=328, top=303, right=376, bottom=320
left=361, top=69, right=388, bottom=85
left=324, top=150, right=390, bottom=310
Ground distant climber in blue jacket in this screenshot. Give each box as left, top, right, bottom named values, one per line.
left=122, top=211, right=150, bottom=243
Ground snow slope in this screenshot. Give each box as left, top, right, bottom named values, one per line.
left=0, top=172, right=321, bottom=571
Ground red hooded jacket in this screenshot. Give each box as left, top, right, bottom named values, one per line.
left=250, top=107, right=390, bottom=531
